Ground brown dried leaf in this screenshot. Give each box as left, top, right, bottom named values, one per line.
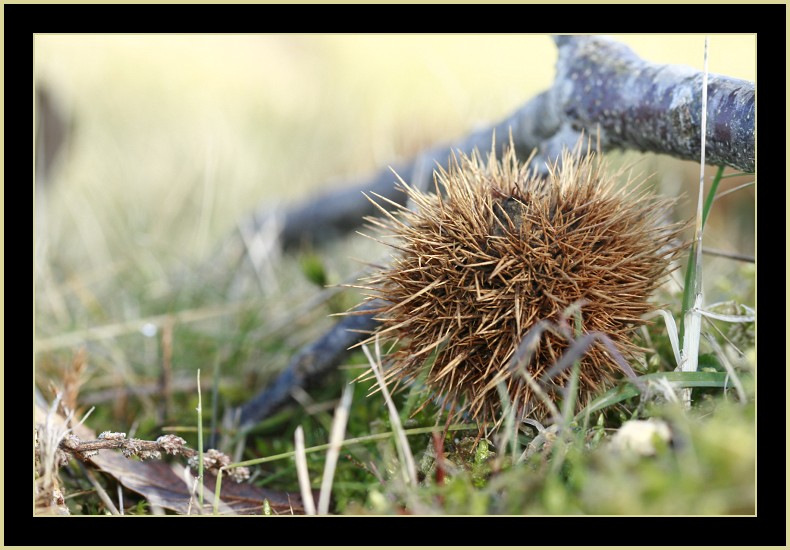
left=34, top=398, right=304, bottom=515
left=91, top=451, right=302, bottom=515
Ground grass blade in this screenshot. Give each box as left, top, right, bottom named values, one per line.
left=196, top=369, right=204, bottom=510
left=576, top=371, right=733, bottom=420
left=225, top=423, right=477, bottom=469
left=702, top=166, right=725, bottom=228
left=317, top=383, right=354, bottom=515
left=362, top=338, right=418, bottom=487
left=294, top=426, right=316, bottom=515
left=677, top=37, right=712, bottom=410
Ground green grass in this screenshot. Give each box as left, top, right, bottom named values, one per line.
left=34, top=36, right=755, bottom=516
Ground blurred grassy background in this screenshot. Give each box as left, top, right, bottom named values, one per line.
left=33, top=36, right=756, bottom=512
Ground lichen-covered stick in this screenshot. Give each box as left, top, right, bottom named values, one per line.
left=550, top=36, right=754, bottom=171
left=238, top=299, right=384, bottom=429
left=234, top=36, right=752, bottom=428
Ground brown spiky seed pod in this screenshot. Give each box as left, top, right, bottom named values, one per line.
left=357, top=141, right=684, bottom=425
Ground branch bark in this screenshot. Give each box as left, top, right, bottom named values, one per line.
left=550, top=36, right=754, bottom=171
left=234, top=36, right=755, bottom=427
left=239, top=300, right=381, bottom=428
left=220, top=35, right=752, bottom=260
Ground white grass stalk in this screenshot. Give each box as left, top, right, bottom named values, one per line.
left=179, top=462, right=229, bottom=516
left=362, top=338, right=418, bottom=487
left=77, top=461, right=120, bottom=515
left=196, top=369, right=204, bottom=509
left=184, top=466, right=200, bottom=515
left=317, top=383, right=354, bottom=515
left=681, top=36, right=710, bottom=405
left=36, top=394, right=89, bottom=513
left=75, top=406, right=96, bottom=429
left=713, top=180, right=754, bottom=201
left=698, top=308, right=755, bottom=324
left=294, top=426, right=316, bottom=515
left=645, top=309, right=682, bottom=367
left=704, top=333, right=747, bottom=404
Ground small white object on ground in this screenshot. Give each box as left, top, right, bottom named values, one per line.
left=610, top=419, right=672, bottom=456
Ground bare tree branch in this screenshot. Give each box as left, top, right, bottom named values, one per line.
left=239, top=300, right=382, bottom=428
left=550, top=36, right=754, bottom=172
left=234, top=35, right=755, bottom=427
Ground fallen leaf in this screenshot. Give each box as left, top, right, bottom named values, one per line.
left=93, top=451, right=303, bottom=514
left=34, top=397, right=305, bottom=515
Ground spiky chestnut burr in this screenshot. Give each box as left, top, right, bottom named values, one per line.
left=355, top=140, right=685, bottom=425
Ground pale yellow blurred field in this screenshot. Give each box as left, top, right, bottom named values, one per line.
left=34, top=34, right=755, bottom=283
